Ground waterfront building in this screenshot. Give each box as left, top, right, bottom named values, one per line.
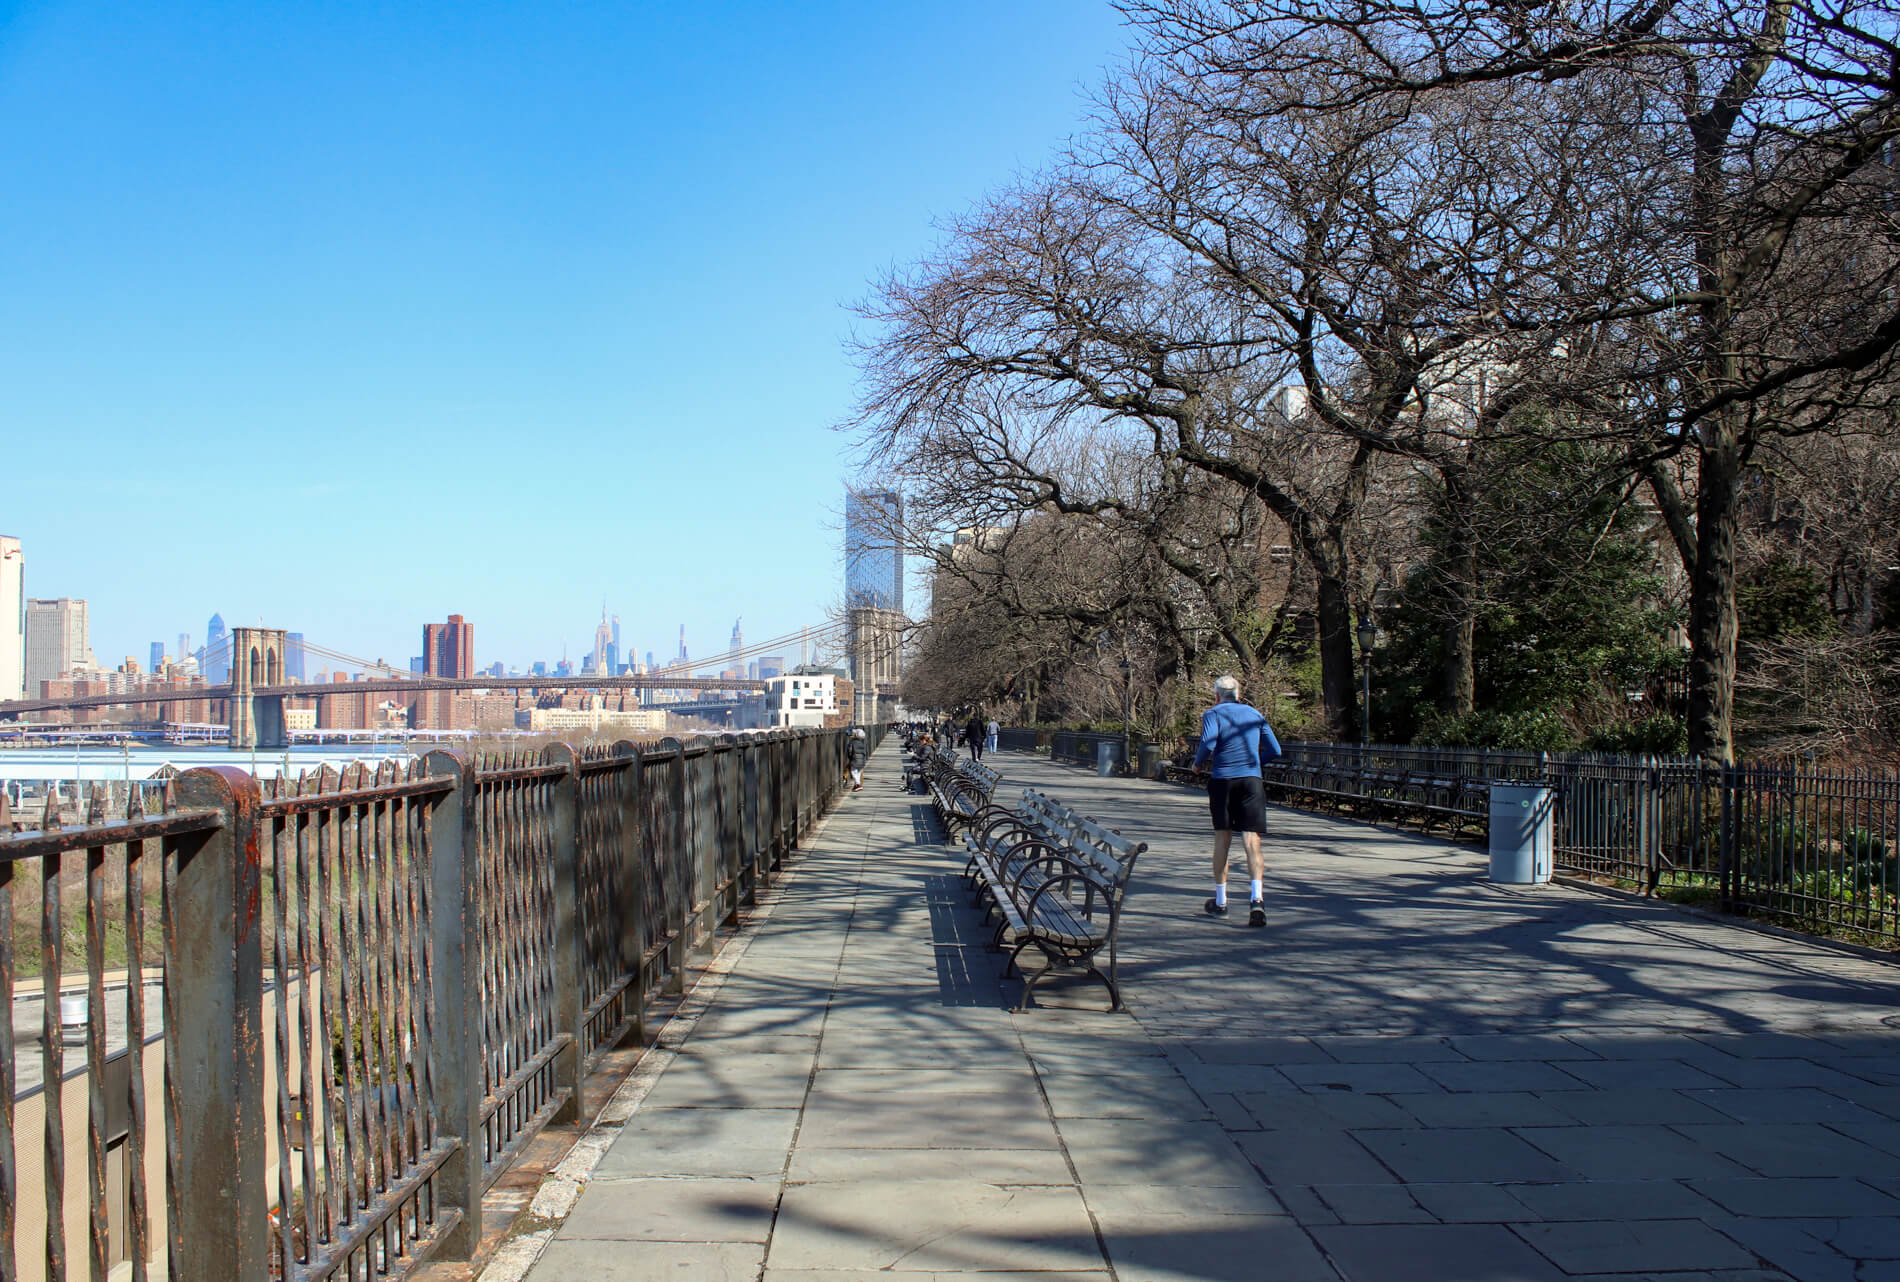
left=763, top=669, right=844, bottom=728
left=423, top=614, right=473, bottom=679
left=25, top=597, right=93, bottom=697
left=0, top=536, right=22, bottom=699
left=845, top=487, right=904, bottom=613
left=515, top=696, right=667, bottom=733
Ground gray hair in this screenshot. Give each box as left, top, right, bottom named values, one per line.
left=1213, top=675, right=1241, bottom=702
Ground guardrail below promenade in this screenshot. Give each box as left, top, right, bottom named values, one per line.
left=0, top=724, right=873, bottom=1282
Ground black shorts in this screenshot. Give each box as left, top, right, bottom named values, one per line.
left=1208, top=776, right=1268, bottom=834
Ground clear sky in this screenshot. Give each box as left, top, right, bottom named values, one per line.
left=1, top=1, right=1128, bottom=673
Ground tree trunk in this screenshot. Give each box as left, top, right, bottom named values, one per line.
left=1310, top=541, right=1358, bottom=741
left=1686, top=425, right=1744, bottom=762
left=1437, top=462, right=1477, bottom=717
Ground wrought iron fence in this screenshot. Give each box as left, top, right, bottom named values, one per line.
left=1011, top=731, right=1899, bottom=948
left=0, top=724, right=866, bottom=1282
left=1262, top=742, right=1899, bottom=947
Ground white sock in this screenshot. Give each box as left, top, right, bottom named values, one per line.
left=1213, top=883, right=1227, bottom=908
left=1250, top=879, right=1262, bottom=903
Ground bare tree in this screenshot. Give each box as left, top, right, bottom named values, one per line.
left=1126, top=0, right=1900, bottom=760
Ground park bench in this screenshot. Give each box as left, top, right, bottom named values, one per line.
left=921, top=748, right=1000, bottom=839
left=1264, top=761, right=1491, bottom=838
left=960, top=787, right=1146, bottom=1011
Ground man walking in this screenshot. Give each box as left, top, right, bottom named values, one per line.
left=964, top=712, right=986, bottom=761
left=1192, top=675, right=1283, bottom=927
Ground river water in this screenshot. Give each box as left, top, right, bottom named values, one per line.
left=0, top=743, right=416, bottom=784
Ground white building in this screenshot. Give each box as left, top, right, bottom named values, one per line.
left=764, top=672, right=839, bottom=728
left=25, top=597, right=94, bottom=697
left=0, top=537, right=22, bottom=699
left=515, top=698, right=669, bottom=734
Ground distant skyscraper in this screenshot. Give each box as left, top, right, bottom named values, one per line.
left=150, top=640, right=166, bottom=673
left=676, top=625, right=688, bottom=663
left=592, top=609, right=614, bottom=677
left=25, top=597, right=94, bottom=696
left=845, top=488, right=904, bottom=613
left=730, top=617, right=743, bottom=656
left=611, top=613, right=622, bottom=657
left=423, top=614, right=473, bottom=679
left=531, top=660, right=548, bottom=677
left=285, top=633, right=306, bottom=681
left=645, top=649, right=655, bottom=670
left=177, top=633, right=190, bottom=666
left=0, top=537, right=23, bottom=699
left=204, top=612, right=229, bottom=683
left=758, top=655, right=786, bottom=679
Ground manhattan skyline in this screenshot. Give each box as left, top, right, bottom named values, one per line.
left=1, top=2, right=1127, bottom=668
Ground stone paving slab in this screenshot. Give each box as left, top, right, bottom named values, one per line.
left=519, top=744, right=1900, bottom=1282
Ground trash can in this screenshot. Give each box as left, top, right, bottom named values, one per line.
left=1138, top=744, right=1163, bottom=779
left=1488, top=784, right=1554, bottom=884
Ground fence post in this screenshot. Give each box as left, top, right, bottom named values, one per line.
left=420, top=749, right=483, bottom=1257
left=1717, top=761, right=1737, bottom=913
left=740, top=738, right=765, bottom=896
left=661, top=740, right=689, bottom=995
left=612, top=742, right=647, bottom=1046
left=543, top=743, right=586, bottom=1125
left=167, top=766, right=268, bottom=1282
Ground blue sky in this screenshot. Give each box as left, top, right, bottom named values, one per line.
left=1, top=1, right=1128, bottom=672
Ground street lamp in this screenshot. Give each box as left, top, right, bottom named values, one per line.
left=1119, top=656, right=1133, bottom=771
left=1356, top=618, right=1377, bottom=749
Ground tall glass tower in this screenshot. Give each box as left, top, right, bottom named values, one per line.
left=845, top=489, right=903, bottom=613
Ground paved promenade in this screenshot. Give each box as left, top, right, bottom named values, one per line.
left=520, top=745, right=1900, bottom=1282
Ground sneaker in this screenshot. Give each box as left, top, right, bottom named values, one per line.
left=852, top=784, right=863, bottom=792
left=1203, top=898, right=1228, bottom=917
left=1248, top=901, right=1266, bottom=928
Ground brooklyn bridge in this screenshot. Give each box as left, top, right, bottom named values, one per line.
left=0, top=618, right=903, bottom=746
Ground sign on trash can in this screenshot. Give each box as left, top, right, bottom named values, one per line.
left=1489, top=784, right=1553, bottom=884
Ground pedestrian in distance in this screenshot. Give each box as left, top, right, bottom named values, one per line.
left=847, top=726, right=867, bottom=792
left=964, top=713, right=986, bottom=762
left=1191, top=675, right=1283, bottom=927
left=985, top=715, right=1000, bottom=755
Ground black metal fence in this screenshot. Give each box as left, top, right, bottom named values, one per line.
left=0, top=725, right=867, bottom=1282
left=1264, top=742, right=1900, bottom=947
left=1010, top=730, right=1899, bottom=949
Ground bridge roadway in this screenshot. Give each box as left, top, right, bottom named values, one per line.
left=504, top=745, right=1900, bottom=1282
left=0, top=673, right=765, bottom=717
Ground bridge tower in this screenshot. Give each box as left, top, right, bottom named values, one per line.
left=228, top=626, right=289, bottom=750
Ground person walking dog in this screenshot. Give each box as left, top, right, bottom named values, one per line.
left=1192, top=675, right=1282, bottom=927
left=847, top=726, right=867, bottom=792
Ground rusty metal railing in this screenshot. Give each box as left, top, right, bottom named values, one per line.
left=0, top=724, right=865, bottom=1282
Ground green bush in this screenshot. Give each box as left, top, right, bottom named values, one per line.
left=1582, top=715, right=1689, bottom=755
left=1414, top=708, right=1578, bottom=752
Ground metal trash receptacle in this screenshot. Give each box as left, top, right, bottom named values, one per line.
left=1488, top=784, right=1553, bottom=884
left=1138, top=744, right=1163, bottom=779
left=1095, top=741, right=1116, bottom=776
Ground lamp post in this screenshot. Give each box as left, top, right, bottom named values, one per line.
left=1119, top=656, right=1133, bottom=772
left=1356, top=618, right=1377, bottom=749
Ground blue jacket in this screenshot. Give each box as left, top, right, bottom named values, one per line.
left=1192, top=702, right=1283, bottom=779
